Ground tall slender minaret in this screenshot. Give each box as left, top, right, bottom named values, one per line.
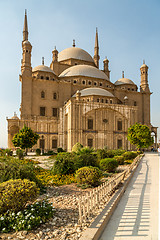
left=94, top=28, right=100, bottom=68
left=140, top=60, right=150, bottom=92
left=21, top=9, right=32, bottom=73
left=140, top=60, right=150, bottom=125
left=21, top=10, right=32, bottom=118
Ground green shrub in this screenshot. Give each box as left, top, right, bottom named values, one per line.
left=124, top=159, right=133, bottom=164
left=0, top=179, right=39, bottom=214
left=52, top=152, right=75, bottom=175
left=100, top=158, right=118, bottom=172
left=0, top=158, right=43, bottom=188
left=74, top=147, right=98, bottom=169
left=72, top=142, right=83, bottom=153
left=122, top=151, right=138, bottom=160
left=75, top=166, right=102, bottom=186
left=96, top=149, right=108, bottom=161
left=115, top=156, right=125, bottom=165
left=36, top=148, right=41, bottom=156
left=0, top=149, right=5, bottom=156
left=47, top=150, right=55, bottom=155
left=0, top=199, right=55, bottom=233
left=57, top=147, right=65, bottom=153
left=5, top=149, right=13, bottom=157
left=16, top=149, right=24, bottom=159
left=111, top=149, right=126, bottom=156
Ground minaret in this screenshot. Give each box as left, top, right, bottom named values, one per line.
left=94, top=28, right=100, bottom=68
left=52, top=46, right=58, bottom=62
left=103, top=56, right=110, bottom=80
left=21, top=10, right=32, bottom=74
left=21, top=10, right=32, bottom=119
left=140, top=60, right=150, bottom=92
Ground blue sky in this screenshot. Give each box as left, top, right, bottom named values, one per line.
left=0, top=0, right=160, bottom=147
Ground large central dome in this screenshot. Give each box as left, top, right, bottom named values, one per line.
left=59, top=65, right=109, bottom=80
left=58, top=47, right=94, bottom=63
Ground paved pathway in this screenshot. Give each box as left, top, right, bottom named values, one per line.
left=100, top=153, right=159, bottom=240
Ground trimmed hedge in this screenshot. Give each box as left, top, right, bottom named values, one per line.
left=115, top=155, right=125, bottom=165
left=75, top=166, right=102, bottom=186
left=0, top=179, right=39, bottom=214
left=122, top=151, right=138, bottom=160
left=100, top=158, right=118, bottom=172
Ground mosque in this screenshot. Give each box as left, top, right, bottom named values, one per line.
left=7, top=11, right=157, bottom=152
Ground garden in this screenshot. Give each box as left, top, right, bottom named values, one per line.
left=0, top=122, right=152, bottom=239
left=0, top=144, right=141, bottom=239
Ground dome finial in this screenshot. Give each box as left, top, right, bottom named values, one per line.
left=143, top=59, right=145, bottom=65
left=42, top=57, right=44, bottom=65
left=73, top=39, right=76, bottom=47
left=122, top=71, right=124, bottom=78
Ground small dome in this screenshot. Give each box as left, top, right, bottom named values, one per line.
left=72, top=87, right=115, bottom=98
left=140, top=63, right=148, bottom=68
left=32, top=65, right=56, bottom=74
left=58, top=47, right=94, bottom=63
left=11, top=113, right=19, bottom=120
left=59, top=65, right=109, bottom=80
left=23, top=40, right=31, bottom=46
left=115, top=78, right=136, bottom=86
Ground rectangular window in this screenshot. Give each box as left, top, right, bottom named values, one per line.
left=118, top=121, right=122, bottom=131
left=52, top=139, right=57, bottom=148
left=88, top=119, right=93, bottom=130
left=88, top=138, right=93, bottom=148
left=118, top=139, right=122, bottom=149
left=53, top=108, right=58, bottom=117
left=40, top=107, right=45, bottom=116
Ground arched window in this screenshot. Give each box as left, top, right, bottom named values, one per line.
left=41, top=91, right=45, bottom=98
left=53, top=92, right=57, bottom=100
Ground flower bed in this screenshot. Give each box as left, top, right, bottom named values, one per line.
left=0, top=200, right=55, bottom=233
left=34, top=168, right=76, bottom=186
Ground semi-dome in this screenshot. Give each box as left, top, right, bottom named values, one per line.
left=59, top=65, right=109, bottom=80
left=115, top=78, right=136, bottom=86
left=72, top=87, right=115, bottom=98
left=58, top=47, right=94, bottom=63
left=32, top=65, right=56, bottom=74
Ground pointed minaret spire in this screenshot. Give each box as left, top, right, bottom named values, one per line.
left=42, top=57, right=44, bottom=65
left=23, top=9, right=28, bottom=41
left=94, top=28, right=100, bottom=68
left=72, top=39, right=76, bottom=47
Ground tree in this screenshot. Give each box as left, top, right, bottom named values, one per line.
left=12, top=125, right=39, bottom=154
left=127, top=123, right=153, bottom=150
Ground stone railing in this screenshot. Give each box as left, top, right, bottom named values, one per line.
left=77, top=154, right=143, bottom=225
